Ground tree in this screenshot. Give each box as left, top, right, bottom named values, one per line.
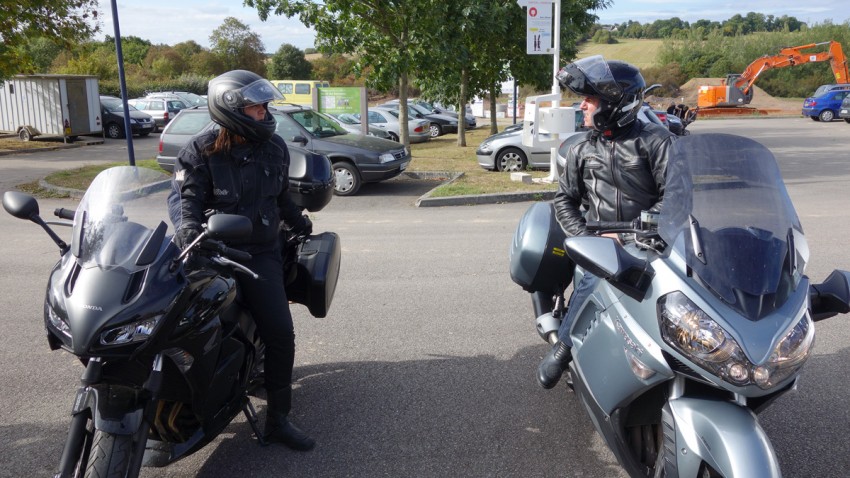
left=0, top=0, right=99, bottom=80
left=209, top=17, right=267, bottom=75
left=246, top=0, right=439, bottom=148
left=268, top=43, right=312, bottom=79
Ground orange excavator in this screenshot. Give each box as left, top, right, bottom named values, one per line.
left=697, top=40, right=849, bottom=108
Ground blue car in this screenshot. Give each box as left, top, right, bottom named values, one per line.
left=802, top=84, right=850, bottom=122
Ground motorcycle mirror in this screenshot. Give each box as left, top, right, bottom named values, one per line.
left=3, top=191, right=39, bottom=220
left=565, top=236, right=654, bottom=301
left=207, top=214, right=252, bottom=240
left=810, top=269, right=850, bottom=321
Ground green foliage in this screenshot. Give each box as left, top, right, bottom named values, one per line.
left=592, top=29, right=618, bottom=44
left=268, top=44, right=312, bottom=79
left=209, top=17, right=267, bottom=76
left=1, top=0, right=99, bottom=80
left=310, top=54, right=361, bottom=85
left=615, top=12, right=807, bottom=39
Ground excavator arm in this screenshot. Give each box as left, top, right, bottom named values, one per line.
left=698, top=41, right=849, bottom=108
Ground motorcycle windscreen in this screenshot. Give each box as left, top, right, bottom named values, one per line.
left=658, top=134, right=808, bottom=320
left=72, top=166, right=170, bottom=272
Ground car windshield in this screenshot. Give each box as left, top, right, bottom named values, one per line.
left=336, top=113, right=360, bottom=125
left=101, top=98, right=139, bottom=112
left=659, top=134, right=806, bottom=321
left=177, top=92, right=207, bottom=107
left=409, top=103, right=431, bottom=116
left=288, top=110, right=348, bottom=137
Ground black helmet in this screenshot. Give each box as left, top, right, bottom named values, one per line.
left=208, top=70, right=284, bottom=143
left=557, top=55, right=645, bottom=132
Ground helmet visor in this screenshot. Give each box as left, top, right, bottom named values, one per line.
left=236, top=79, right=284, bottom=107
left=560, top=55, right=623, bottom=103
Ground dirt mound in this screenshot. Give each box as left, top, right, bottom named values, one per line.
left=645, top=78, right=801, bottom=115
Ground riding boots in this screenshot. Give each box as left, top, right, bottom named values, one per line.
left=537, top=341, right=572, bottom=389
left=264, top=387, right=315, bottom=451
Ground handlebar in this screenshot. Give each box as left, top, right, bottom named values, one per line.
left=585, top=220, right=637, bottom=233
left=54, top=208, right=76, bottom=220
left=199, top=239, right=252, bottom=262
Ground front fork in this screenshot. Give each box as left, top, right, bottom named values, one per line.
left=54, top=354, right=164, bottom=478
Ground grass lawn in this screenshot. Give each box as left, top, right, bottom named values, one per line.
left=576, top=39, right=665, bottom=69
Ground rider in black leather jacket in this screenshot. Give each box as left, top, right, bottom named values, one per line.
left=169, top=70, right=315, bottom=451
left=554, top=118, right=672, bottom=236
left=539, top=56, right=675, bottom=390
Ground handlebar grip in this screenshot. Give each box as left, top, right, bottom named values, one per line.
left=585, top=220, right=634, bottom=231
left=54, top=208, right=76, bottom=220
left=221, top=246, right=252, bottom=262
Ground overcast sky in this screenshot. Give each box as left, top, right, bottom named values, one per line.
left=97, top=0, right=846, bottom=54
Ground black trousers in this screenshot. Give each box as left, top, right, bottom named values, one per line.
left=235, top=248, right=295, bottom=393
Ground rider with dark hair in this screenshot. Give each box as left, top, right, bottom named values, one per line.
left=169, top=70, right=315, bottom=450
left=538, top=56, right=676, bottom=389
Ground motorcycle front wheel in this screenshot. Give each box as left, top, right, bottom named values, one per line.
left=84, top=429, right=141, bottom=478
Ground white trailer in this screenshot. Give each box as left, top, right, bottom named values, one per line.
left=0, top=74, right=102, bottom=141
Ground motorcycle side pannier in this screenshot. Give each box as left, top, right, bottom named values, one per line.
left=509, top=202, right=573, bottom=292
left=285, top=232, right=341, bottom=318
left=288, top=146, right=334, bottom=212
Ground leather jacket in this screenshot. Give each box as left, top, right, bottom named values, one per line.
left=554, top=120, right=674, bottom=237
left=169, top=130, right=305, bottom=252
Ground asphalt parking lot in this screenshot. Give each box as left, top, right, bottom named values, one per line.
left=1, top=117, right=849, bottom=477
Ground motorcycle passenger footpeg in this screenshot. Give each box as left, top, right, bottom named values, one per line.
left=243, top=401, right=268, bottom=446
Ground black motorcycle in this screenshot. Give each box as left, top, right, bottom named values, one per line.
left=3, top=150, right=340, bottom=477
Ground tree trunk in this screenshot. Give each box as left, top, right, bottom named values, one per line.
left=399, top=71, right=410, bottom=148
left=489, top=84, right=499, bottom=135
left=457, top=66, right=468, bottom=147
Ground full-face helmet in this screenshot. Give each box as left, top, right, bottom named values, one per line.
left=207, top=70, right=284, bottom=143
left=557, top=55, right=645, bottom=132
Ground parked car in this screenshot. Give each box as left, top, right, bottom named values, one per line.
left=99, top=96, right=156, bottom=139
left=376, top=102, right=459, bottom=137
left=839, top=95, right=850, bottom=123
left=128, top=97, right=188, bottom=131
left=327, top=113, right=393, bottom=139
left=802, top=84, right=850, bottom=122
left=146, top=91, right=208, bottom=108
left=383, top=98, right=477, bottom=130
left=355, top=108, right=431, bottom=143
left=156, top=106, right=410, bottom=196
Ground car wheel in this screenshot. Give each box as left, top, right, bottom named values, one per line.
left=105, top=123, right=123, bottom=139
left=18, top=129, right=32, bottom=141
left=818, top=109, right=835, bottom=122
left=332, top=162, right=361, bottom=196
left=496, top=147, right=528, bottom=172
left=429, top=124, right=442, bottom=137
left=387, top=131, right=399, bottom=142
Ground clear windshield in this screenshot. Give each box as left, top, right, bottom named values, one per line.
left=101, top=98, right=139, bottom=112
left=659, top=134, right=807, bottom=320
left=288, top=110, right=348, bottom=137
left=72, top=166, right=171, bottom=272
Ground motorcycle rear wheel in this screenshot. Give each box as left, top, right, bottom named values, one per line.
left=84, top=429, right=139, bottom=478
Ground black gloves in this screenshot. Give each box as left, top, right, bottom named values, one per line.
left=282, top=215, right=312, bottom=238
left=173, top=225, right=202, bottom=250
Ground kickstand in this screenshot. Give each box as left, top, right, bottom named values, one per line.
left=243, top=400, right=268, bottom=446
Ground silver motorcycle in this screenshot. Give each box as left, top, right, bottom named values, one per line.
left=510, top=133, right=850, bottom=477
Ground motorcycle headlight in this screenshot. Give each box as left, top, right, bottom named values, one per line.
left=100, top=315, right=162, bottom=346
left=45, top=302, right=71, bottom=338
left=657, top=292, right=813, bottom=390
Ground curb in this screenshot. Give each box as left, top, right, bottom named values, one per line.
left=38, top=178, right=172, bottom=199
left=404, top=171, right=556, bottom=207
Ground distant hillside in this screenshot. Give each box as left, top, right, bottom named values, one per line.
left=576, top=39, right=664, bottom=69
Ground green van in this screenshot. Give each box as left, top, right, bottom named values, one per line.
left=270, top=80, right=329, bottom=106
